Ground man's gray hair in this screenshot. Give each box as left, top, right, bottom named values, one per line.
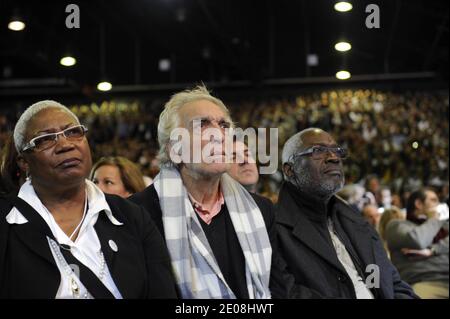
left=13, top=100, right=79, bottom=153
left=157, top=85, right=232, bottom=166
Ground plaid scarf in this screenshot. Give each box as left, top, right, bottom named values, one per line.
left=153, top=166, right=272, bottom=299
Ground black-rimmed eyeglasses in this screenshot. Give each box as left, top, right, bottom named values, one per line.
left=291, top=145, right=348, bottom=161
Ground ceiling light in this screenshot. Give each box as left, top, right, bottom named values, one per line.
left=8, top=20, right=25, bottom=31
left=336, top=70, right=351, bottom=80
left=335, top=41, right=352, bottom=52
left=60, top=56, right=77, bottom=67
left=97, top=81, right=112, bottom=91
left=334, top=2, right=353, bottom=12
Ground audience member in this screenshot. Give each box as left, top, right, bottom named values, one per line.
left=90, top=156, right=146, bottom=198
left=385, top=188, right=449, bottom=298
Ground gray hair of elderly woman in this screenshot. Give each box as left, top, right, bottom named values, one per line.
left=157, top=85, right=233, bottom=167
left=13, top=100, right=80, bottom=153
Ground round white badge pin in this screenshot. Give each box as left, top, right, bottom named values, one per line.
left=109, top=240, right=118, bottom=252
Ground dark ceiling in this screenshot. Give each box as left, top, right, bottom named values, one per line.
left=0, top=0, right=448, bottom=96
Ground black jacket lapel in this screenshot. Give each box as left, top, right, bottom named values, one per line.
left=335, top=202, right=382, bottom=297
left=95, top=198, right=144, bottom=298
left=291, top=218, right=346, bottom=272
left=94, top=212, right=118, bottom=269
left=6, top=196, right=57, bottom=267
left=277, top=187, right=345, bottom=272
left=94, top=212, right=123, bottom=290
left=12, top=223, right=57, bottom=267
left=336, top=202, right=377, bottom=268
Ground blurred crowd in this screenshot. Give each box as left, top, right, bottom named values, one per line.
left=1, top=89, right=448, bottom=204
left=232, top=90, right=449, bottom=200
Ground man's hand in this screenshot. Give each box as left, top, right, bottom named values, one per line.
left=401, top=248, right=433, bottom=258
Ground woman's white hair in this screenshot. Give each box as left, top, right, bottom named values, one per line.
left=13, top=100, right=80, bottom=153
left=158, top=85, right=232, bottom=166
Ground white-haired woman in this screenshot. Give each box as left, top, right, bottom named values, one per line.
left=0, top=100, right=177, bottom=299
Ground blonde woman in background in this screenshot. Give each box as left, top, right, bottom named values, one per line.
left=90, top=156, right=146, bottom=198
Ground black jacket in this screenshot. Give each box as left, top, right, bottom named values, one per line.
left=0, top=194, right=178, bottom=299
left=275, top=182, right=418, bottom=299
left=130, top=184, right=295, bottom=299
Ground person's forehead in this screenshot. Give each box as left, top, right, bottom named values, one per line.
left=96, top=164, right=121, bottom=177
left=300, top=130, right=336, bottom=147
left=27, top=108, right=77, bottom=134
left=179, top=99, right=226, bottom=121
left=425, top=190, right=438, bottom=200
left=367, top=207, right=378, bottom=214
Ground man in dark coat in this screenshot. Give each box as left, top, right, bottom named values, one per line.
left=130, top=85, right=294, bottom=299
left=276, top=127, right=417, bottom=299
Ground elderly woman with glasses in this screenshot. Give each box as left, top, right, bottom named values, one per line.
left=0, top=100, right=177, bottom=299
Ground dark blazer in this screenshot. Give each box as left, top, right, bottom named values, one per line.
left=130, top=184, right=296, bottom=299
left=275, top=183, right=418, bottom=299
left=0, top=194, right=178, bottom=299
